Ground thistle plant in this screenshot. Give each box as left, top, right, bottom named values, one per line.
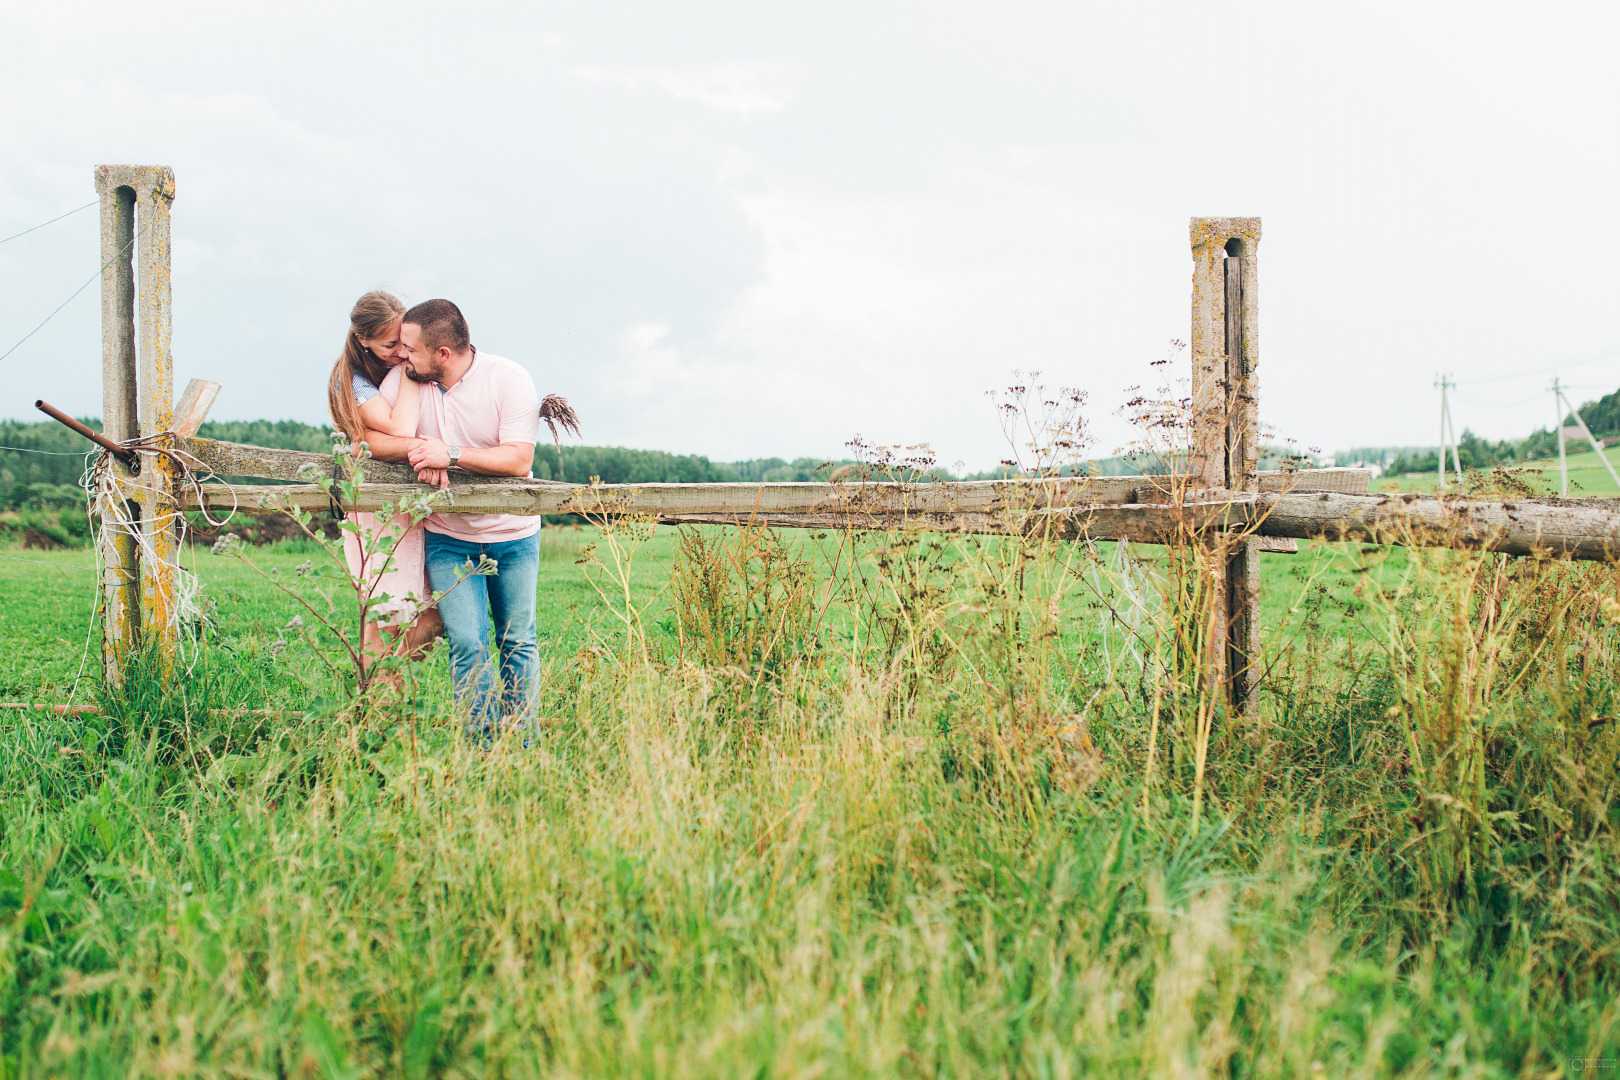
left=211, top=439, right=494, bottom=705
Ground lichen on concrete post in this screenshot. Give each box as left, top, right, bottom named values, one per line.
left=1190, top=217, right=1261, bottom=713
left=93, top=166, right=142, bottom=683
left=94, top=164, right=180, bottom=680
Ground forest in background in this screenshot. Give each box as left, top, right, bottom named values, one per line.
left=1342, top=384, right=1620, bottom=474
left=0, top=415, right=1155, bottom=540
left=7, top=379, right=1617, bottom=545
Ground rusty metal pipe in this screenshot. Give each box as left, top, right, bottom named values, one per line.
left=33, top=398, right=138, bottom=468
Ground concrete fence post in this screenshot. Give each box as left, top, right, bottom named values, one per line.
left=94, top=164, right=178, bottom=681
left=1190, top=216, right=1261, bottom=713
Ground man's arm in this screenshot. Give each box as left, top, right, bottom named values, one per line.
left=408, top=437, right=534, bottom=476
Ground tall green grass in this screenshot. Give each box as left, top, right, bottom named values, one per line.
left=1, top=519, right=1616, bottom=1076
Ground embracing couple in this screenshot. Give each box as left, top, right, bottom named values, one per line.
left=326, top=290, right=543, bottom=735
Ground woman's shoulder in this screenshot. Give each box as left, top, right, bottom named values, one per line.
left=352, top=369, right=381, bottom=404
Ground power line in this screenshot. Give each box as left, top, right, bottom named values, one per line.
left=1450, top=388, right=1543, bottom=409
left=0, top=201, right=97, bottom=247
left=1468, top=344, right=1620, bottom=386
left=0, top=444, right=95, bottom=456
left=1452, top=381, right=1615, bottom=410
left=0, top=554, right=94, bottom=572
left=0, top=225, right=141, bottom=365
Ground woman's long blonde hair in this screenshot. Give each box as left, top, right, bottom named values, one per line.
left=328, top=290, right=407, bottom=443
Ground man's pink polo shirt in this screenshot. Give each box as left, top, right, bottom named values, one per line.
left=379, top=351, right=541, bottom=543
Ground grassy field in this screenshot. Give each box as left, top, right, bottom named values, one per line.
left=1, top=519, right=1617, bottom=1076
left=1383, top=447, right=1620, bottom=496
left=0, top=526, right=628, bottom=707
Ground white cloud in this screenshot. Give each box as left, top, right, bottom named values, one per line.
left=569, top=61, right=789, bottom=115
left=696, top=170, right=1185, bottom=467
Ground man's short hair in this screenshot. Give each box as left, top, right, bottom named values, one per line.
left=403, top=298, right=471, bottom=354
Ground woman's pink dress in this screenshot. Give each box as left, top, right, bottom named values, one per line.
left=344, top=368, right=429, bottom=626
left=342, top=513, right=428, bottom=627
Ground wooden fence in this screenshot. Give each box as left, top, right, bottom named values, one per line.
left=75, top=167, right=1620, bottom=709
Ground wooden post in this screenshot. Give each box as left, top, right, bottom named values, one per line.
left=174, top=379, right=222, bottom=437
left=94, top=164, right=179, bottom=680
left=1190, top=217, right=1261, bottom=713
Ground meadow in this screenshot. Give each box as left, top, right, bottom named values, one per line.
left=1384, top=448, right=1620, bottom=497
left=0, top=516, right=1616, bottom=1077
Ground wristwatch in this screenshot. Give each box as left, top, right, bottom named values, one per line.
left=447, top=445, right=462, bottom=467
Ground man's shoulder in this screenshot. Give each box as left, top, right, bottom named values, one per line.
left=474, top=352, right=537, bottom=392
left=476, top=352, right=531, bottom=379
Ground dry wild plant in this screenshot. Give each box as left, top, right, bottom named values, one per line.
left=668, top=523, right=818, bottom=708
left=1090, top=342, right=1274, bottom=818
left=986, top=370, right=1091, bottom=478
left=210, top=443, right=494, bottom=711
left=1116, top=341, right=1193, bottom=481
left=539, top=394, right=581, bottom=449
left=840, top=436, right=951, bottom=484
left=539, top=393, right=582, bottom=480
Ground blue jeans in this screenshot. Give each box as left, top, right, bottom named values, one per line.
left=424, top=530, right=541, bottom=735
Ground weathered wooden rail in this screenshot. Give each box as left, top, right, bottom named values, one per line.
left=73, top=166, right=1620, bottom=709
left=175, top=471, right=1620, bottom=560
left=182, top=433, right=1374, bottom=498
left=1253, top=490, right=1620, bottom=561
left=176, top=439, right=1374, bottom=544
left=177, top=433, right=1368, bottom=516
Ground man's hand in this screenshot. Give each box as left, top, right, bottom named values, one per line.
left=408, top=437, right=453, bottom=471
left=406, top=439, right=534, bottom=478
left=416, top=466, right=449, bottom=490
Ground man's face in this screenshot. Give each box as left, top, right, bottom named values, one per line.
left=400, top=322, right=444, bottom=381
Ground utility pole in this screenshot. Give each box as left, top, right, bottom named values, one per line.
left=1550, top=377, right=1620, bottom=497
left=1553, top=376, right=1569, bottom=496
left=1434, top=373, right=1462, bottom=492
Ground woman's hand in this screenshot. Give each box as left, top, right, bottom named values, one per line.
left=408, top=437, right=454, bottom=471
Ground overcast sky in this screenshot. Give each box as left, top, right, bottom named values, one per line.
left=2, top=1, right=1616, bottom=469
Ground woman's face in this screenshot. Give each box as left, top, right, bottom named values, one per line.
left=357, top=317, right=406, bottom=366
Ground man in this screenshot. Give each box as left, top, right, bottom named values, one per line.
left=375, top=298, right=541, bottom=735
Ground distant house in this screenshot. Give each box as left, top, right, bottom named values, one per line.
left=1561, top=426, right=1615, bottom=447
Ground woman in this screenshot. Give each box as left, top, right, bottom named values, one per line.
left=326, top=290, right=443, bottom=680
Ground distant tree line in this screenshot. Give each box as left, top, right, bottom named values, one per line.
left=1388, top=431, right=1522, bottom=476
left=0, top=417, right=101, bottom=547
left=533, top=443, right=736, bottom=484
left=0, top=413, right=1253, bottom=530
left=28, top=388, right=1615, bottom=545
left=0, top=417, right=973, bottom=499
left=0, top=418, right=897, bottom=542
left=1380, top=385, right=1620, bottom=476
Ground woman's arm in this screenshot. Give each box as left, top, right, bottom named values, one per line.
left=357, top=371, right=422, bottom=438
left=357, top=430, right=421, bottom=463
